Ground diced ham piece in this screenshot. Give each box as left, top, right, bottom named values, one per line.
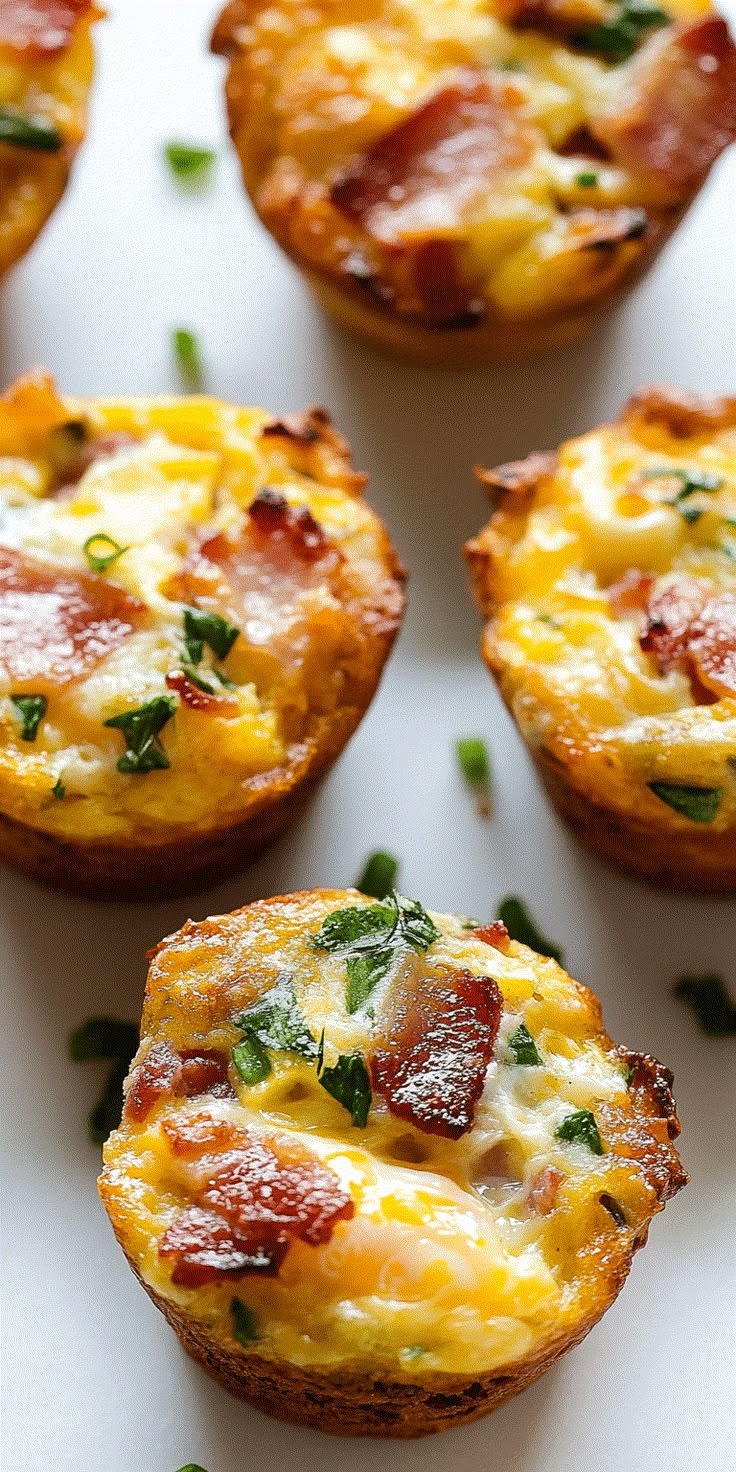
left=370, top=968, right=503, bottom=1139
left=526, top=1164, right=564, bottom=1214
left=330, top=71, right=535, bottom=243
left=247, top=489, right=334, bottom=564
left=125, top=1043, right=234, bottom=1124
left=0, top=545, right=144, bottom=690
left=640, top=576, right=736, bottom=699
left=159, top=1120, right=354, bottom=1286
left=592, top=18, right=736, bottom=191
left=0, top=0, right=92, bottom=56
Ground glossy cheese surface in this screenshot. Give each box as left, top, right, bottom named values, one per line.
left=467, top=388, right=736, bottom=833
left=100, top=890, right=684, bottom=1379
left=0, top=375, right=403, bottom=846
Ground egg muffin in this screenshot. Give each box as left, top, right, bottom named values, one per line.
left=0, top=373, right=405, bottom=898
left=467, top=385, right=736, bottom=890
left=212, top=0, right=736, bottom=364
left=0, top=1, right=98, bottom=277
left=99, top=888, right=685, bottom=1437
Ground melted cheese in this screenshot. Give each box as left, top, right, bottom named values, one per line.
left=472, top=407, right=736, bottom=823
left=101, top=893, right=677, bottom=1378
left=0, top=379, right=401, bottom=844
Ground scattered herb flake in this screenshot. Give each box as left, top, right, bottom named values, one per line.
left=346, top=949, right=394, bottom=1014
left=69, top=1017, right=138, bottom=1145
left=230, top=1297, right=260, bottom=1344
left=356, top=850, right=399, bottom=900
left=679, top=505, right=705, bottom=526
left=402, top=1345, right=426, bottom=1360
left=314, top=892, right=440, bottom=1014
left=165, top=141, right=216, bottom=185
left=83, top=532, right=130, bottom=574
left=52, top=777, right=65, bottom=800
left=555, top=1109, right=603, bottom=1154
left=11, top=693, right=47, bottom=741
left=508, top=1022, right=543, bottom=1066
left=175, top=1465, right=209, bottom=1472
left=643, top=466, right=724, bottom=502
left=233, top=974, right=318, bottom=1062
left=232, top=1031, right=272, bottom=1085
left=105, top=695, right=176, bottom=775
left=647, top=782, right=722, bottom=824
left=180, top=664, right=217, bottom=695
left=0, top=108, right=62, bottom=150
left=576, top=171, right=598, bottom=187
left=496, top=897, right=563, bottom=965
left=317, top=1033, right=372, bottom=1127
left=183, top=606, right=240, bottom=664
left=456, top=737, right=493, bottom=816
left=575, top=1, right=669, bottom=63
left=173, top=327, right=204, bottom=392
left=674, top=975, right=736, bottom=1037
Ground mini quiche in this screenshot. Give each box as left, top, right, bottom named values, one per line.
left=466, top=385, right=736, bottom=891
left=211, top=0, right=736, bottom=364
left=0, top=0, right=98, bottom=277
left=0, top=373, right=404, bottom=898
left=99, top=888, right=686, bottom=1438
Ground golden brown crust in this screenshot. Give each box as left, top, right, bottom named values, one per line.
left=623, top=384, right=736, bottom=439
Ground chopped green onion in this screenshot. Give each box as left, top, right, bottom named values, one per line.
left=11, top=693, right=46, bottom=741
left=642, top=467, right=724, bottom=501
left=555, top=1109, right=603, bottom=1154
left=0, top=108, right=62, bottom=151
left=172, top=328, right=204, bottom=392
left=317, top=1033, right=372, bottom=1127
left=575, top=1, right=669, bottom=63
left=230, top=1297, right=260, bottom=1345
left=51, top=777, right=65, bottom=800
left=233, top=974, right=318, bottom=1063
left=68, top=1016, right=138, bottom=1145
left=315, top=892, right=440, bottom=1015
left=457, top=737, right=493, bottom=816
left=674, top=975, right=736, bottom=1036
left=647, top=782, right=722, bottom=824
left=232, top=1031, right=272, bottom=1085
left=183, top=606, right=240, bottom=664
left=164, top=141, right=216, bottom=185
left=175, top=1465, right=209, bottom=1472
left=575, top=171, right=598, bottom=187
left=83, top=532, right=129, bottom=574
left=355, top=850, right=399, bottom=900
left=507, top=1022, right=543, bottom=1066
left=104, top=695, right=176, bottom=775
left=496, top=897, right=563, bottom=965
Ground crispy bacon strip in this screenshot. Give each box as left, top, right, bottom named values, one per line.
left=159, top=1121, right=354, bottom=1286
left=125, top=1042, right=233, bottom=1124
left=640, top=577, right=736, bottom=699
left=165, top=669, right=237, bottom=713
left=370, top=968, right=503, bottom=1139
left=0, top=545, right=144, bottom=690
left=330, top=71, right=534, bottom=244
left=248, top=488, right=333, bottom=564
left=473, top=920, right=511, bottom=952
left=0, top=0, right=92, bottom=56
left=607, top=568, right=656, bottom=619
left=593, top=18, right=736, bottom=191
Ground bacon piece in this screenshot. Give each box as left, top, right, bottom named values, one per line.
left=0, top=0, right=92, bottom=56
left=607, top=568, right=655, bottom=619
left=474, top=920, right=511, bottom=952
left=0, top=546, right=144, bottom=690
left=165, top=669, right=237, bottom=713
left=640, top=577, right=736, bottom=700
left=592, top=19, right=736, bottom=192
left=688, top=595, right=736, bottom=698
left=330, top=71, right=534, bottom=244
left=527, top=1164, right=564, bottom=1214
left=476, top=452, right=557, bottom=497
left=125, top=1044, right=234, bottom=1124
left=412, top=237, right=483, bottom=326
left=370, top=968, right=503, bottom=1139
left=159, top=1123, right=354, bottom=1286
left=54, top=431, right=140, bottom=494
left=248, top=488, right=332, bottom=564
left=125, top=1041, right=180, bottom=1124
left=640, top=577, right=708, bottom=672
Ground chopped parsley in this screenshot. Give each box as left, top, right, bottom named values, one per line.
left=83, top=532, right=130, bottom=574
left=68, top=1016, right=138, bottom=1145
left=496, top=897, right=564, bottom=965
left=575, top=0, right=670, bottom=63
left=456, top=737, right=493, bottom=816
left=232, top=1031, right=271, bottom=1085
left=576, top=171, right=599, bottom=187
left=555, top=1109, right=603, bottom=1154
left=642, top=466, right=724, bottom=502
left=172, top=327, right=204, bottom=392
left=313, top=892, right=440, bottom=1014
left=51, top=777, right=65, bottom=800
left=164, top=141, right=216, bottom=184
left=647, top=782, right=722, bottom=824
left=183, top=606, right=240, bottom=664
left=0, top=108, right=62, bottom=150
left=317, top=1032, right=372, bottom=1127
left=674, top=975, right=736, bottom=1037
left=11, top=694, right=47, bottom=742
left=508, top=1022, right=543, bottom=1066
left=105, top=696, right=176, bottom=774
left=355, top=850, right=399, bottom=900
left=680, top=506, right=705, bottom=526
left=230, top=1297, right=260, bottom=1345
left=232, top=973, right=318, bottom=1071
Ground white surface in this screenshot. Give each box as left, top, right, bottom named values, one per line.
left=2, top=2, right=736, bottom=1469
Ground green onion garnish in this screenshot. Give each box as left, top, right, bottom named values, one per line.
left=576, top=171, right=598, bottom=187
left=164, top=142, right=216, bottom=185
left=0, top=109, right=62, bottom=151
left=83, top=533, right=130, bottom=574
left=456, top=736, right=493, bottom=816
left=11, top=693, right=47, bottom=741
left=172, top=327, right=204, bottom=392
left=355, top=851, right=399, bottom=900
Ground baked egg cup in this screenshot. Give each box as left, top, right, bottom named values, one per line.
left=100, top=887, right=685, bottom=1437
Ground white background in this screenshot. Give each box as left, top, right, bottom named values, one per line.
left=2, top=2, right=735, bottom=1468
